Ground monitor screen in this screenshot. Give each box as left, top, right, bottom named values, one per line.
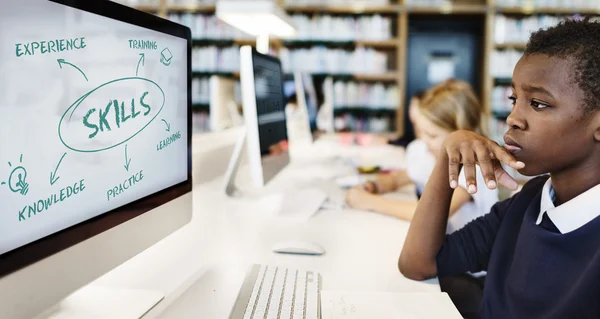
left=0, top=0, right=191, bottom=272
left=251, top=51, right=288, bottom=157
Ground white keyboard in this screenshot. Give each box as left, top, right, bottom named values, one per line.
left=229, top=265, right=321, bottom=319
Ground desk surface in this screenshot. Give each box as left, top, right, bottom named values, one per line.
left=94, top=136, right=440, bottom=318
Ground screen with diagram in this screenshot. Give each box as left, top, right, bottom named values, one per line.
left=0, top=0, right=188, bottom=256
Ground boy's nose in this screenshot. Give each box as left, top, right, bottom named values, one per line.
left=506, top=109, right=527, bottom=131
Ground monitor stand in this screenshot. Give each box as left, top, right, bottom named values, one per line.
left=223, top=127, right=247, bottom=197
left=223, top=128, right=335, bottom=220
left=34, top=285, right=163, bottom=319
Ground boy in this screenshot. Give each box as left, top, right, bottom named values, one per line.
left=399, top=18, right=600, bottom=318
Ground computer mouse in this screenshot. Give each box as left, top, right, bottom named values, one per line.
left=272, top=240, right=325, bottom=255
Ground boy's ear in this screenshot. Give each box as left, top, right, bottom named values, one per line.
left=593, top=112, right=600, bottom=143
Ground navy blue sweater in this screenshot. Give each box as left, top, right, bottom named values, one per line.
left=436, top=175, right=600, bottom=319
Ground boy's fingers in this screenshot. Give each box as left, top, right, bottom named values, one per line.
left=447, top=147, right=461, bottom=189
left=490, top=142, right=525, bottom=169
left=493, top=162, right=519, bottom=191
left=474, top=143, right=497, bottom=189
left=460, top=145, right=477, bottom=194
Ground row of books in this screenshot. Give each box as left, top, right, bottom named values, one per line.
left=496, top=0, right=600, bottom=9
left=491, top=86, right=514, bottom=114
left=490, top=49, right=522, bottom=78
left=192, top=77, right=210, bottom=104
left=495, top=15, right=600, bottom=44
left=168, top=13, right=252, bottom=40
left=192, top=111, right=211, bottom=133
left=404, top=0, right=457, bottom=6
left=334, top=114, right=393, bottom=133
left=279, top=47, right=389, bottom=74
left=333, top=81, right=399, bottom=109
left=283, top=0, right=391, bottom=5
left=289, top=15, right=393, bottom=41
left=192, top=46, right=240, bottom=72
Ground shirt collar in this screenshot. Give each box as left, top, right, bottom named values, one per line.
left=536, top=178, right=600, bottom=234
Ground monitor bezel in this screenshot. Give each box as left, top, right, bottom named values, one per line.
left=0, top=0, right=193, bottom=278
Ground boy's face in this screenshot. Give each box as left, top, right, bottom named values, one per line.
left=506, top=54, right=596, bottom=176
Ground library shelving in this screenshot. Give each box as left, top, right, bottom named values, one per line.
left=130, top=0, right=600, bottom=134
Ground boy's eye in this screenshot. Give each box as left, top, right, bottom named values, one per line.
left=508, top=96, right=517, bottom=105
left=530, top=100, right=550, bottom=109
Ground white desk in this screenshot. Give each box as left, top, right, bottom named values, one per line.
left=93, top=136, right=440, bottom=318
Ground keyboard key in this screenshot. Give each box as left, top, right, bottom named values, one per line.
left=243, top=265, right=267, bottom=318
left=305, top=272, right=319, bottom=319
left=236, top=266, right=320, bottom=319
left=267, top=268, right=286, bottom=317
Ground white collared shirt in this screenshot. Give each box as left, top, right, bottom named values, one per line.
left=535, top=178, right=600, bottom=234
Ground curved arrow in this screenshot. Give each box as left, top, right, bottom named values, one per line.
left=50, top=152, right=67, bottom=186
left=57, top=59, right=88, bottom=81
left=136, top=53, right=145, bottom=76
left=161, top=119, right=171, bottom=132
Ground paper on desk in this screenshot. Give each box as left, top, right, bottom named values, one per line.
left=320, top=291, right=462, bottom=319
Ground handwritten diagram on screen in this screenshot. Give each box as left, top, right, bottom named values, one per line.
left=0, top=0, right=188, bottom=255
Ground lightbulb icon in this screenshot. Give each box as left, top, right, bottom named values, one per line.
left=1, top=154, right=29, bottom=196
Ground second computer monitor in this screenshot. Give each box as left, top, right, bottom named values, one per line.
left=239, top=46, right=289, bottom=187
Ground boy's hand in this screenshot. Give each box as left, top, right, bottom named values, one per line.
left=442, top=130, right=525, bottom=193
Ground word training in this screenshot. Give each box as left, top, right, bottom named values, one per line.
left=129, top=40, right=158, bottom=50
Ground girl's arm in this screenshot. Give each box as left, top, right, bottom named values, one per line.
left=346, top=185, right=472, bottom=221
left=367, top=170, right=412, bottom=194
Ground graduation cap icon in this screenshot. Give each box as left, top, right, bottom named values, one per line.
left=160, top=47, right=172, bottom=66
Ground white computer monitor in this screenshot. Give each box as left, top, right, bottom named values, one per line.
left=223, top=46, right=290, bottom=195
left=241, top=46, right=290, bottom=187
left=0, top=1, right=192, bottom=318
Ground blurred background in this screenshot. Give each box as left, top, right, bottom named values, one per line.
left=112, top=0, right=599, bottom=145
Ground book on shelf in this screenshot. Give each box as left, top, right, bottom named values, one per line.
left=494, top=14, right=600, bottom=45
left=289, top=14, right=393, bottom=42
left=496, top=0, right=599, bottom=9
left=284, top=0, right=391, bottom=5
left=332, top=81, right=398, bottom=109
left=279, top=47, right=389, bottom=74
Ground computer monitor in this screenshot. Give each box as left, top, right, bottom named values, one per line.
left=240, top=46, right=290, bottom=187
left=223, top=46, right=289, bottom=194
left=0, top=1, right=192, bottom=318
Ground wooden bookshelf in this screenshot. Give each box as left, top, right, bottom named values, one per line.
left=282, top=39, right=398, bottom=48
left=355, top=39, right=399, bottom=48
left=405, top=4, right=487, bottom=14
left=135, top=5, right=160, bottom=12
left=151, top=0, right=600, bottom=134
left=354, top=73, right=400, bottom=82
left=283, top=4, right=400, bottom=14
left=334, top=107, right=397, bottom=113
left=496, top=6, right=600, bottom=15
left=495, top=42, right=527, bottom=50
left=167, top=4, right=216, bottom=13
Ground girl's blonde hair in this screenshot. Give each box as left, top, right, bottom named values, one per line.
left=418, top=79, right=489, bottom=137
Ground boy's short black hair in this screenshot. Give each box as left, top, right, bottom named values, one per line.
left=525, top=17, right=600, bottom=114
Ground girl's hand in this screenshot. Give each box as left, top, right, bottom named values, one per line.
left=346, top=186, right=378, bottom=210
left=363, top=181, right=377, bottom=194
left=442, top=130, right=525, bottom=193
